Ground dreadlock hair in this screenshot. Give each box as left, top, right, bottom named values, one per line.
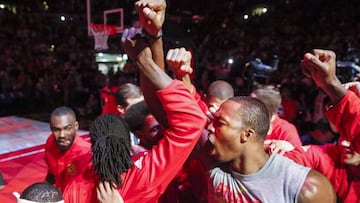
left=20, top=182, right=63, bottom=202
left=90, top=114, right=133, bottom=187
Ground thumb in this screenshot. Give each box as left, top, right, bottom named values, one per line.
left=180, top=65, right=193, bottom=75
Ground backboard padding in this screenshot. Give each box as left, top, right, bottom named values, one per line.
left=87, top=0, right=124, bottom=36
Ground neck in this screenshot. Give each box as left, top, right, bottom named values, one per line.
left=230, top=144, right=269, bottom=175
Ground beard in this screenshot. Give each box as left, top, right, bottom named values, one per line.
left=56, top=137, right=75, bottom=152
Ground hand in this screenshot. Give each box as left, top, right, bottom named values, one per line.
left=264, top=139, right=295, bottom=155
left=343, top=81, right=360, bottom=98
left=97, top=181, right=124, bottom=203
left=341, top=140, right=360, bottom=166
left=135, top=0, right=166, bottom=37
left=344, top=151, right=360, bottom=166
left=166, top=48, right=193, bottom=78
left=300, top=49, right=337, bottom=90
left=300, top=49, right=347, bottom=104
left=121, top=27, right=151, bottom=61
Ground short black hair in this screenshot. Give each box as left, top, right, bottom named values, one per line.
left=20, top=182, right=63, bottom=202
left=124, top=100, right=151, bottom=132
left=229, top=96, right=270, bottom=139
left=50, top=106, right=76, bottom=120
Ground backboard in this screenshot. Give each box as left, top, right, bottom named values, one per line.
left=86, top=0, right=124, bottom=36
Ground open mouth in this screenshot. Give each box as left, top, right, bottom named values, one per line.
left=57, top=139, right=70, bottom=146
left=208, top=133, right=215, bottom=144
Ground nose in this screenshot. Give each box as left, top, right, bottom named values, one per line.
left=59, top=130, right=66, bottom=138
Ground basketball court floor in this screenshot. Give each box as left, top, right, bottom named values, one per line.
left=0, top=116, right=88, bottom=202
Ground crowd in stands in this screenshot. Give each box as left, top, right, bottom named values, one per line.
left=0, top=0, right=359, bottom=139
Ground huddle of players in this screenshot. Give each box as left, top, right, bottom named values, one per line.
left=27, top=0, right=360, bottom=202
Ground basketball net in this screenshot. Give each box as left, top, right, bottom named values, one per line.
left=90, top=24, right=116, bottom=51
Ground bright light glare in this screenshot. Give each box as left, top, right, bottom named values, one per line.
left=60, top=16, right=65, bottom=21
left=243, top=14, right=249, bottom=19
left=123, top=54, right=128, bottom=61
left=0, top=4, right=5, bottom=9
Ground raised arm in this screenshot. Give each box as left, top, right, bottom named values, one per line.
left=166, top=47, right=194, bottom=91
left=121, top=28, right=207, bottom=199
left=135, top=0, right=165, bottom=69
left=301, top=49, right=360, bottom=153
left=300, top=49, right=347, bottom=104
left=135, top=0, right=168, bottom=127
left=135, top=0, right=165, bottom=39
left=121, top=28, right=171, bottom=89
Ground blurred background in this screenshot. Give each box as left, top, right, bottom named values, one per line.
left=0, top=0, right=359, bottom=128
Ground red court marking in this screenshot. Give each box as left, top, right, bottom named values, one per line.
left=0, top=151, right=46, bottom=202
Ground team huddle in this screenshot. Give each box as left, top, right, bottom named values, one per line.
left=15, top=0, right=360, bottom=203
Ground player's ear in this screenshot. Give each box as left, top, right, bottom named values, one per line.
left=240, top=128, right=254, bottom=142
left=117, top=105, right=125, bottom=117
left=74, top=121, right=79, bottom=130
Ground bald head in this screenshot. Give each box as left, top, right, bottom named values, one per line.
left=207, top=80, right=234, bottom=109
left=250, top=85, right=281, bottom=118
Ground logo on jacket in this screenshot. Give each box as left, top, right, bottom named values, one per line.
left=67, top=163, right=77, bottom=176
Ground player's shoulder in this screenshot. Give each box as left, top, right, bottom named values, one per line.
left=298, top=169, right=336, bottom=203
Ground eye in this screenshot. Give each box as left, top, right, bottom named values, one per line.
left=65, top=125, right=73, bottom=131
left=52, top=128, right=61, bottom=134
left=150, top=126, right=160, bottom=133
left=213, top=119, right=225, bottom=127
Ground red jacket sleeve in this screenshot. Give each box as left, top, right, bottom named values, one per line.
left=266, top=116, right=302, bottom=148
left=140, top=80, right=207, bottom=194
left=325, top=91, right=360, bottom=153
left=193, top=89, right=209, bottom=115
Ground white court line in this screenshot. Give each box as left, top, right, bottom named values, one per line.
left=0, top=148, right=44, bottom=163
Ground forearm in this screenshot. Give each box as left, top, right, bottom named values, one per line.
left=320, top=77, right=347, bottom=105
left=149, top=37, right=165, bottom=70
left=137, top=52, right=171, bottom=90
left=179, top=74, right=194, bottom=93
left=140, top=37, right=169, bottom=127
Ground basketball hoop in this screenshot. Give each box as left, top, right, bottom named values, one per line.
left=90, top=24, right=116, bottom=51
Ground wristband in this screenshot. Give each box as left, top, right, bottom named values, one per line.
left=324, top=103, right=335, bottom=112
